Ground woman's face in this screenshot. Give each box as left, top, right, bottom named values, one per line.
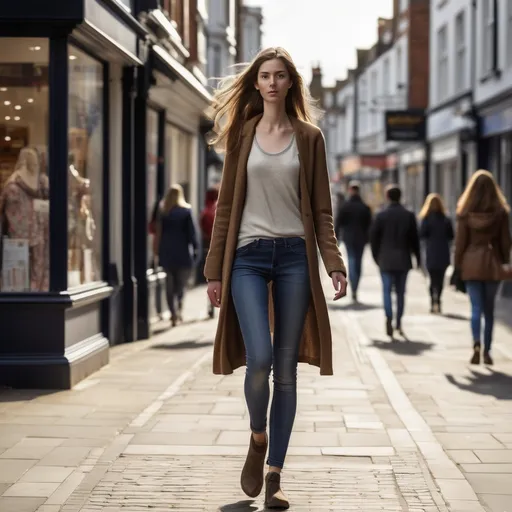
left=255, top=58, right=292, bottom=104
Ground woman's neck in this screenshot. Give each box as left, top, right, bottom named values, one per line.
left=259, top=103, right=290, bottom=132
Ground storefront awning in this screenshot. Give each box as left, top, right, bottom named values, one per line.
left=152, top=45, right=212, bottom=104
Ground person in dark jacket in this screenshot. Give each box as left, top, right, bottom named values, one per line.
left=419, top=193, right=454, bottom=314
left=155, top=184, right=198, bottom=326
left=335, top=181, right=372, bottom=302
left=370, top=185, right=421, bottom=337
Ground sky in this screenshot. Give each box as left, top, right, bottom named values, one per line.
left=244, top=0, right=393, bottom=87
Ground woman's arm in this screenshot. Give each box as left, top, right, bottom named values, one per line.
left=454, top=216, right=469, bottom=268
left=312, top=132, right=346, bottom=276
left=203, top=151, right=236, bottom=281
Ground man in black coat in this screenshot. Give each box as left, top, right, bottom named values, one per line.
left=335, top=181, right=372, bottom=302
left=370, top=185, right=421, bottom=337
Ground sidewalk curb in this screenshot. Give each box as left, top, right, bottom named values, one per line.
left=340, top=310, right=487, bottom=512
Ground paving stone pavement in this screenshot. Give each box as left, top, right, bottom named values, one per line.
left=347, top=250, right=512, bottom=512
left=0, top=254, right=510, bottom=511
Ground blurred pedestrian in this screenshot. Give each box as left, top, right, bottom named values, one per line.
left=454, top=170, right=512, bottom=365
left=335, top=180, right=372, bottom=302
left=200, top=187, right=219, bottom=318
left=204, top=47, right=347, bottom=508
left=155, top=184, right=198, bottom=327
left=370, top=184, right=421, bottom=338
left=418, top=193, right=454, bottom=314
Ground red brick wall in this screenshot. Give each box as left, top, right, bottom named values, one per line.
left=407, top=0, right=430, bottom=109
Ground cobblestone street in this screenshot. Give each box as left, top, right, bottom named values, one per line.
left=1, top=256, right=512, bottom=512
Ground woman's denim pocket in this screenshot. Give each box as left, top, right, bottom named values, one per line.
left=235, top=240, right=257, bottom=256
left=287, top=238, right=307, bottom=255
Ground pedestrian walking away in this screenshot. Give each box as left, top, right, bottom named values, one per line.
left=335, top=179, right=372, bottom=302
left=418, top=193, right=454, bottom=314
left=454, top=170, right=512, bottom=366
left=370, top=184, right=421, bottom=338
left=155, top=184, right=199, bottom=327
left=204, top=46, right=347, bottom=509
left=200, top=187, right=219, bottom=318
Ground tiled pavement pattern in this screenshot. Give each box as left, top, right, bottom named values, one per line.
left=0, top=254, right=510, bottom=511
left=350, top=251, right=512, bottom=512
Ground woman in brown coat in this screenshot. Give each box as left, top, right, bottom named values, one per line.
left=454, top=170, right=511, bottom=366
left=204, top=47, right=347, bottom=508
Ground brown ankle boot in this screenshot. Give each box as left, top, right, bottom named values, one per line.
left=483, top=351, right=493, bottom=365
left=240, top=433, right=267, bottom=498
left=265, top=471, right=289, bottom=509
left=470, top=343, right=481, bottom=364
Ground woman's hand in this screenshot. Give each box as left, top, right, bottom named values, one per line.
left=331, top=271, right=347, bottom=301
left=207, top=280, right=222, bottom=308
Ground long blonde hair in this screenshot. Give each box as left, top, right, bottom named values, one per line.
left=418, top=193, right=447, bottom=219
left=456, top=169, right=510, bottom=216
left=207, top=47, right=321, bottom=153
left=161, top=184, right=190, bottom=213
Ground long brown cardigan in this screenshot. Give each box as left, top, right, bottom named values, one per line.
left=204, top=114, right=346, bottom=376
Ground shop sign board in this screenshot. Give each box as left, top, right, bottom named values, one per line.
left=385, top=109, right=426, bottom=142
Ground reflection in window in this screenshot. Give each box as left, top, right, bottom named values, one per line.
left=0, top=38, right=49, bottom=292
left=147, top=109, right=159, bottom=268
left=68, top=45, right=103, bottom=287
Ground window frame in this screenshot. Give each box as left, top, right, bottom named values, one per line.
left=482, top=0, right=496, bottom=76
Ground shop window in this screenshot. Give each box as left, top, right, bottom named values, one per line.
left=147, top=109, right=159, bottom=268
left=68, top=46, right=104, bottom=287
left=0, top=38, right=49, bottom=293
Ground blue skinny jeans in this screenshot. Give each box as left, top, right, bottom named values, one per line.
left=231, top=237, right=310, bottom=469
left=466, top=281, right=499, bottom=351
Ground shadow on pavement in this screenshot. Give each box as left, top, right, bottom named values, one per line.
left=217, top=500, right=258, bottom=512
left=150, top=340, right=213, bottom=351
left=0, top=388, right=57, bottom=402
left=371, top=338, right=435, bottom=356
left=446, top=370, right=512, bottom=400
left=442, top=312, right=468, bottom=321
left=328, top=301, right=380, bottom=312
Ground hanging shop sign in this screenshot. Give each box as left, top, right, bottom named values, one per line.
left=385, top=109, right=426, bottom=142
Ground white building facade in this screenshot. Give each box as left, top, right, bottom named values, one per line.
left=240, top=5, right=263, bottom=62
left=207, top=0, right=238, bottom=85
left=473, top=0, right=512, bottom=209
left=427, top=0, right=475, bottom=216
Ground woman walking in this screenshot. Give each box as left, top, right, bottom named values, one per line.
left=419, top=193, right=454, bottom=314
left=155, top=184, right=198, bottom=326
left=204, top=47, right=347, bottom=508
left=454, top=170, right=511, bottom=365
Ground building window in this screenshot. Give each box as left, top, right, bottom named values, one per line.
left=508, top=0, right=512, bottom=68
left=396, top=45, right=403, bottom=88
left=383, top=58, right=390, bottom=96
left=482, top=0, right=496, bottom=75
left=213, top=45, right=222, bottom=77
left=370, top=70, right=378, bottom=127
left=437, top=25, right=449, bottom=102
left=400, top=0, right=408, bottom=13
left=0, top=38, right=49, bottom=292
left=68, top=46, right=104, bottom=287
left=147, top=109, right=159, bottom=268
left=455, top=10, right=466, bottom=92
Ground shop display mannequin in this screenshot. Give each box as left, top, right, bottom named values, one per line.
left=68, top=153, right=97, bottom=285
left=0, top=147, right=49, bottom=291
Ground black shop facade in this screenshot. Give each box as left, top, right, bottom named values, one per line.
left=0, top=0, right=211, bottom=389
